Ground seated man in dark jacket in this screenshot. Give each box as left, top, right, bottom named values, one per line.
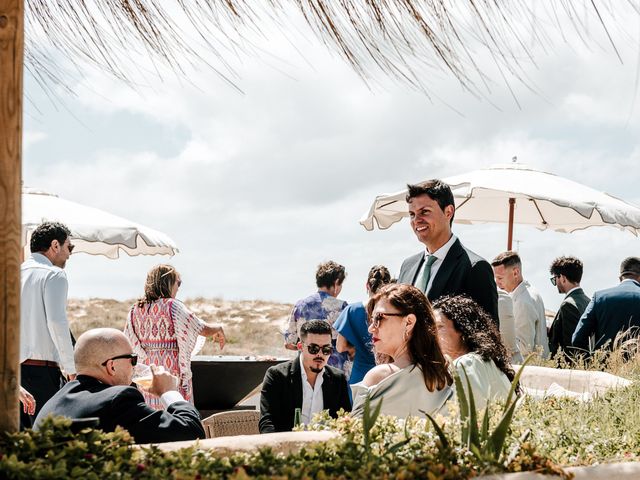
left=260, top=320, right=351, bottom=433
left=34, top=328, right=205, bottom=444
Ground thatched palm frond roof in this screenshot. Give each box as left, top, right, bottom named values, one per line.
left=25, top=1, right=629, bottom=94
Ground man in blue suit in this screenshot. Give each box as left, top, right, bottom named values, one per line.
left=572, top=257, right=640, bottom=354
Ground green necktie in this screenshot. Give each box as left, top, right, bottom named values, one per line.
left=418, top=255, right=437, bottom=293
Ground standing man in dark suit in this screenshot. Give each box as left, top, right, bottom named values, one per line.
left=397, top=181, right=498, bottom=323
left=260, top=320, right=351, bottom=433
left=573, top=257, right=640, bottom=354
left=34, top=328, right=205, bottom=444
left=548, top=256, right=590, bottom=359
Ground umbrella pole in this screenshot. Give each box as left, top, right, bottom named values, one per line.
left=507, top=198, right=515, bottom=250
left=0, top=0, right=23, bottom=433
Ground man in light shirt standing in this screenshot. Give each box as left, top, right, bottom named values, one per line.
left=260, top=320, right=351, bottom=433
left=20, top=221, right=76, bottom=428
left=492, top=251, right=550, bottom=358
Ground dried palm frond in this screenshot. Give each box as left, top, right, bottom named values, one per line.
left=24, top=1, right=637, bottom=94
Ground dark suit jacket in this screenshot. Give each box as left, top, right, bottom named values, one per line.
left=398, top=238, right=499, bottom=323
left=259, top=357, right=351, bottom=433
left=33, top=375, right=205, bottom=444
left=572, top=280, right=640, bottom=352
left=549, top=287, right=590, bottom=356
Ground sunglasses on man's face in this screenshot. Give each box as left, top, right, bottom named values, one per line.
left=304, top=343, right=333, bottom=356
left=550, top=275, right=559, bottom=286
left=101, top=353, right=138, bottom=367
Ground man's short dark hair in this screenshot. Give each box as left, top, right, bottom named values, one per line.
left=316, top=261, right=346, bottom=288
left=30, top=222, right=71, bottom=253
left=491, top=251, right=521, bottom=269
left=550, top=256, right=583, bottom=283
left=300, top=320, right=332, bottom=341
left=620, top=257, right=640, bottom=279
left=405, top=180, right=456, bottom=224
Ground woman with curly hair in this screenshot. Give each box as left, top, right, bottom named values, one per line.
left=124, top=264, right=226, bottom=410
left=432, top=295, right=515, bottom=409
left=351, top=284, right=453, bottom=418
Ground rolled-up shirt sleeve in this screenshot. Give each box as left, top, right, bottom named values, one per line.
left=43, top=271, right=76, bottom=374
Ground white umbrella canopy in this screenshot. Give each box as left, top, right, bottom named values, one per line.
left=360, top=163, right=640, bottom=249
left=22, top=187, right=179, bottom=259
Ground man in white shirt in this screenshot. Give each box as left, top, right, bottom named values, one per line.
left=34, top=328, right=205, bottom=443
left=20, top=221, right=76, bottom=428
left=492, top=251, right=549, bottom=358
left=260, top=320, right=351, bottom=433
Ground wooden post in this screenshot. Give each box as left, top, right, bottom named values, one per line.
left=0, top=0, right=23, bottom=432
left=507, top=198, right=515, bottom=251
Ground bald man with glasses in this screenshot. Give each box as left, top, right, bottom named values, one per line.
left=34, top=328, right=205, bottom=444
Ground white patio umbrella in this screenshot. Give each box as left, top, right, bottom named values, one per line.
left=22, top=187, right=179, bottom=259
left=360, top=162, right=640, bottom=250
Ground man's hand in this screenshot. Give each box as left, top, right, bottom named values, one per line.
left=147, top=365, right=179, bottom=397
left=284, top=343, right=298, bottom=351
left=19, top=387, right=36, bottom=415
left=67, top=373, right=77, bottom=381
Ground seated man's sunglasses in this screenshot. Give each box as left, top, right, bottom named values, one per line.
left=303, top=343, right=333, bottom=355
left=101, top=353, right=138, bottom=366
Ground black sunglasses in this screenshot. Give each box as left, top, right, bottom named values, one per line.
left=550, top=275, right=559, bottom=286
left=101, top=353, right=138, bottom=367
left=304, top=343, right=332, bottom=355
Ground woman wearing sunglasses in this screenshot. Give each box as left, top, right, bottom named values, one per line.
left=124, top=264, right=225, bottom=410
left=351, top=284, right=453, bottom=418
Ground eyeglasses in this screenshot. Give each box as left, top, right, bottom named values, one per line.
left=369, top=312, right=406, bottom=329
left=550, top=275, right=559, bottom=286
left=176, top=279, right=182, bottom=287
left=101, top=353, right=138, bottom=367
left=68, top=243, right=75, bottom=253
left=303, top=343, right=333, bottom=355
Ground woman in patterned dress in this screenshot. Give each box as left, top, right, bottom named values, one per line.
left=124, top=264, right=225, bottom=409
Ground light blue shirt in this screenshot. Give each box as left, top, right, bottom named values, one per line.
left=20, top=253, right=76, bottom=374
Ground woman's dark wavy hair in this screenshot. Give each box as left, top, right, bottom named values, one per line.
left=367, top=284, right=452, bottom=392
left=137, top=264, right=177, bottom=307
left=432, top=295, right=516, bottom=386
left=366, top=265, right=392, bottom=294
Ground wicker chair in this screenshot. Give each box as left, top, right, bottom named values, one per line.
left=202, top=410, right=260, bottom=438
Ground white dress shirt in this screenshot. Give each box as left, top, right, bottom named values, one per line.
left=415, top=234, right=458, bottom=294
left=160, top=390, right=187, bottom=408
left=20, top=253, right=76, bottom=374
left=497, top=290, right=524, bottom=364
left=299, top=355, right=324, bottom=425
left=511, top=280, right=550, bottom=359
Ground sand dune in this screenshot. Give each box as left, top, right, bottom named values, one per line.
left=68, top=297, right=296, bottom=358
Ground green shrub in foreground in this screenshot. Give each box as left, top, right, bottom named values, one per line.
left=0, top=408, right=567, bottom=480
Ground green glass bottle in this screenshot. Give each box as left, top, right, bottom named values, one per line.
left=293, top=407, right=302, bottom=428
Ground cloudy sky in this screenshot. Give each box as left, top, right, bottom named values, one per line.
left=22, top=4, right=640, bottom=312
